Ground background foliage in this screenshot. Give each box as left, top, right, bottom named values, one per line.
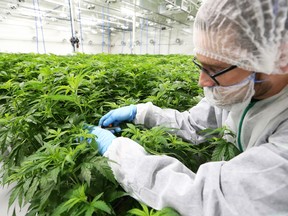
left=0, top=53, right=239, bottom=215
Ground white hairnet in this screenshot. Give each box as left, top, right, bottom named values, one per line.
left=193, top=0, right=288, bottom=74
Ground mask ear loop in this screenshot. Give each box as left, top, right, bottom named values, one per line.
left=253, top=72, right=267, bottom=83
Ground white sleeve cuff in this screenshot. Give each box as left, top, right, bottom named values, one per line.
left=133, top=102, right=153, bottom=125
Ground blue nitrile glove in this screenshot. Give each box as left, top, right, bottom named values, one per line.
left=88, top=126, right=116, bottom=155
left=99, top=105, right=137, bottom=132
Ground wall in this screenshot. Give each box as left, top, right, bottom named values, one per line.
left=0, top=17, right=112, bottom=55
left=0, top=17, right=68, bottom=54
left=0, top=19, right=194, bottom=55
left=110, top=25, right=195, bottom=55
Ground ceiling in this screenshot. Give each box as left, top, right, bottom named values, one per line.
left=0, top=0, right=202, bottom=35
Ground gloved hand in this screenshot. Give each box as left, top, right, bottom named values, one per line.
left=99, top=105, right=137, bottom=132
left=88, top=126, right=116, bottom=155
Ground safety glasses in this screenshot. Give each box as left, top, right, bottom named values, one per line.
left=193, top=57, right=238, bottom=85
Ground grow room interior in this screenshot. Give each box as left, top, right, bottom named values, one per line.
left=0, top=0, right=201, bottom=55
left=0, top=0, right=207, bottom=216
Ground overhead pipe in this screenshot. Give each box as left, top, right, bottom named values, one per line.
left=12, top=2, right=63, bottom=19
left=120, top=0, right=190, bottom=27
left=164, top=0, right=198, bottom=15
left=42, top=0, right=66, bottom=6
left=83, top=0, right=175, bottom=29
left=83, top=0, right=132, bottom=23
left=189, top=0, right=201, bottom=10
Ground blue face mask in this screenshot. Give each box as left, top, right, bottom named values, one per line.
left=204, top=73, right=256, bottom=110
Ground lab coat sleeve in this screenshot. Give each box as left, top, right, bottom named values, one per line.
left=133, top=98, right=228, bottom=143
left=104, top=120, right=288, bottom=216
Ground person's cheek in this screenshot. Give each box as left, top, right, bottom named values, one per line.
left=198, top=72, right=215, bottom=87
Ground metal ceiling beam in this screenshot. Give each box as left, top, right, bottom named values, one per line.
left=119, top=0, right=190, bottom=26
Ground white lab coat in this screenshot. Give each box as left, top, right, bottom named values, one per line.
left=105, top=86, right=288, bottom=216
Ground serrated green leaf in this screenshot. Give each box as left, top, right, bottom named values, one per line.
left=49, top=167, right=60, bottom=183
left=45, top=94, right=76, bottom=102
left=38, top=184, right=54, bottom=209
left=22, top=177, right=33, bottom=193
left=8, top=184, right=22, bottom=209
left=51, top=201, right=69, bottom=216
left=128, top=209, right=147, bottom=216
left=58, top=184, right=87, bottom=212
left=25, top=177, right=39, bottom=202
left=85, top=206, right=95, bottom=216
left=34, top=133, right=43, bottom=145
left=106, top=190, right=127, bottom=202
left=80, top=165, right=91, bottom=186
left=72, top=205, right=89, bottom=216
left=140, top=203, right=150, bottom=215
left=91, top=200, right=112, bottom=214
left=65, top=154, right=75, bottom=165
left=39, top=175, right=48, bottom=189
left=63, top=198, right=81, bottom=211
left=92, top=158, right=116, bottom=184
left=12, top=208, right=16, bottom=216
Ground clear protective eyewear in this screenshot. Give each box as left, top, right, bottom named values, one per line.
left=193, top=57, right=238, bottom=86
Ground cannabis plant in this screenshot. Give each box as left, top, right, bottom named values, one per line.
left=0, top=53, right=239, bottom=216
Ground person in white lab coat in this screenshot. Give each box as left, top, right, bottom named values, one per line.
left=89, top=0, right=288, bottom=215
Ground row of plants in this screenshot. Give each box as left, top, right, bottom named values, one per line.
left=0, top=53, right=240, bottom=216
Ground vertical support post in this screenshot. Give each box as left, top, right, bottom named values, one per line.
left=68, top=0, right=78, bottom=53
left=77, top=0, right=84, bottom=53
left=107, top=5, right=111, bottom=54
left=153, top=26, right=156, bottom=54
left=131, top=0, right=137, bottom=54
left=102, top=6, right=105, bottom=53
left=146, top=19, right=148, bottom=54
left=140, top=18, right=143, bottom=54
left=33, top=0, right=46, bottom=54
left=168, top=28, right=172, bottom=54
left=131, top=13, right=136, bottom=54
left=158, top=27, right=161, bottom=54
